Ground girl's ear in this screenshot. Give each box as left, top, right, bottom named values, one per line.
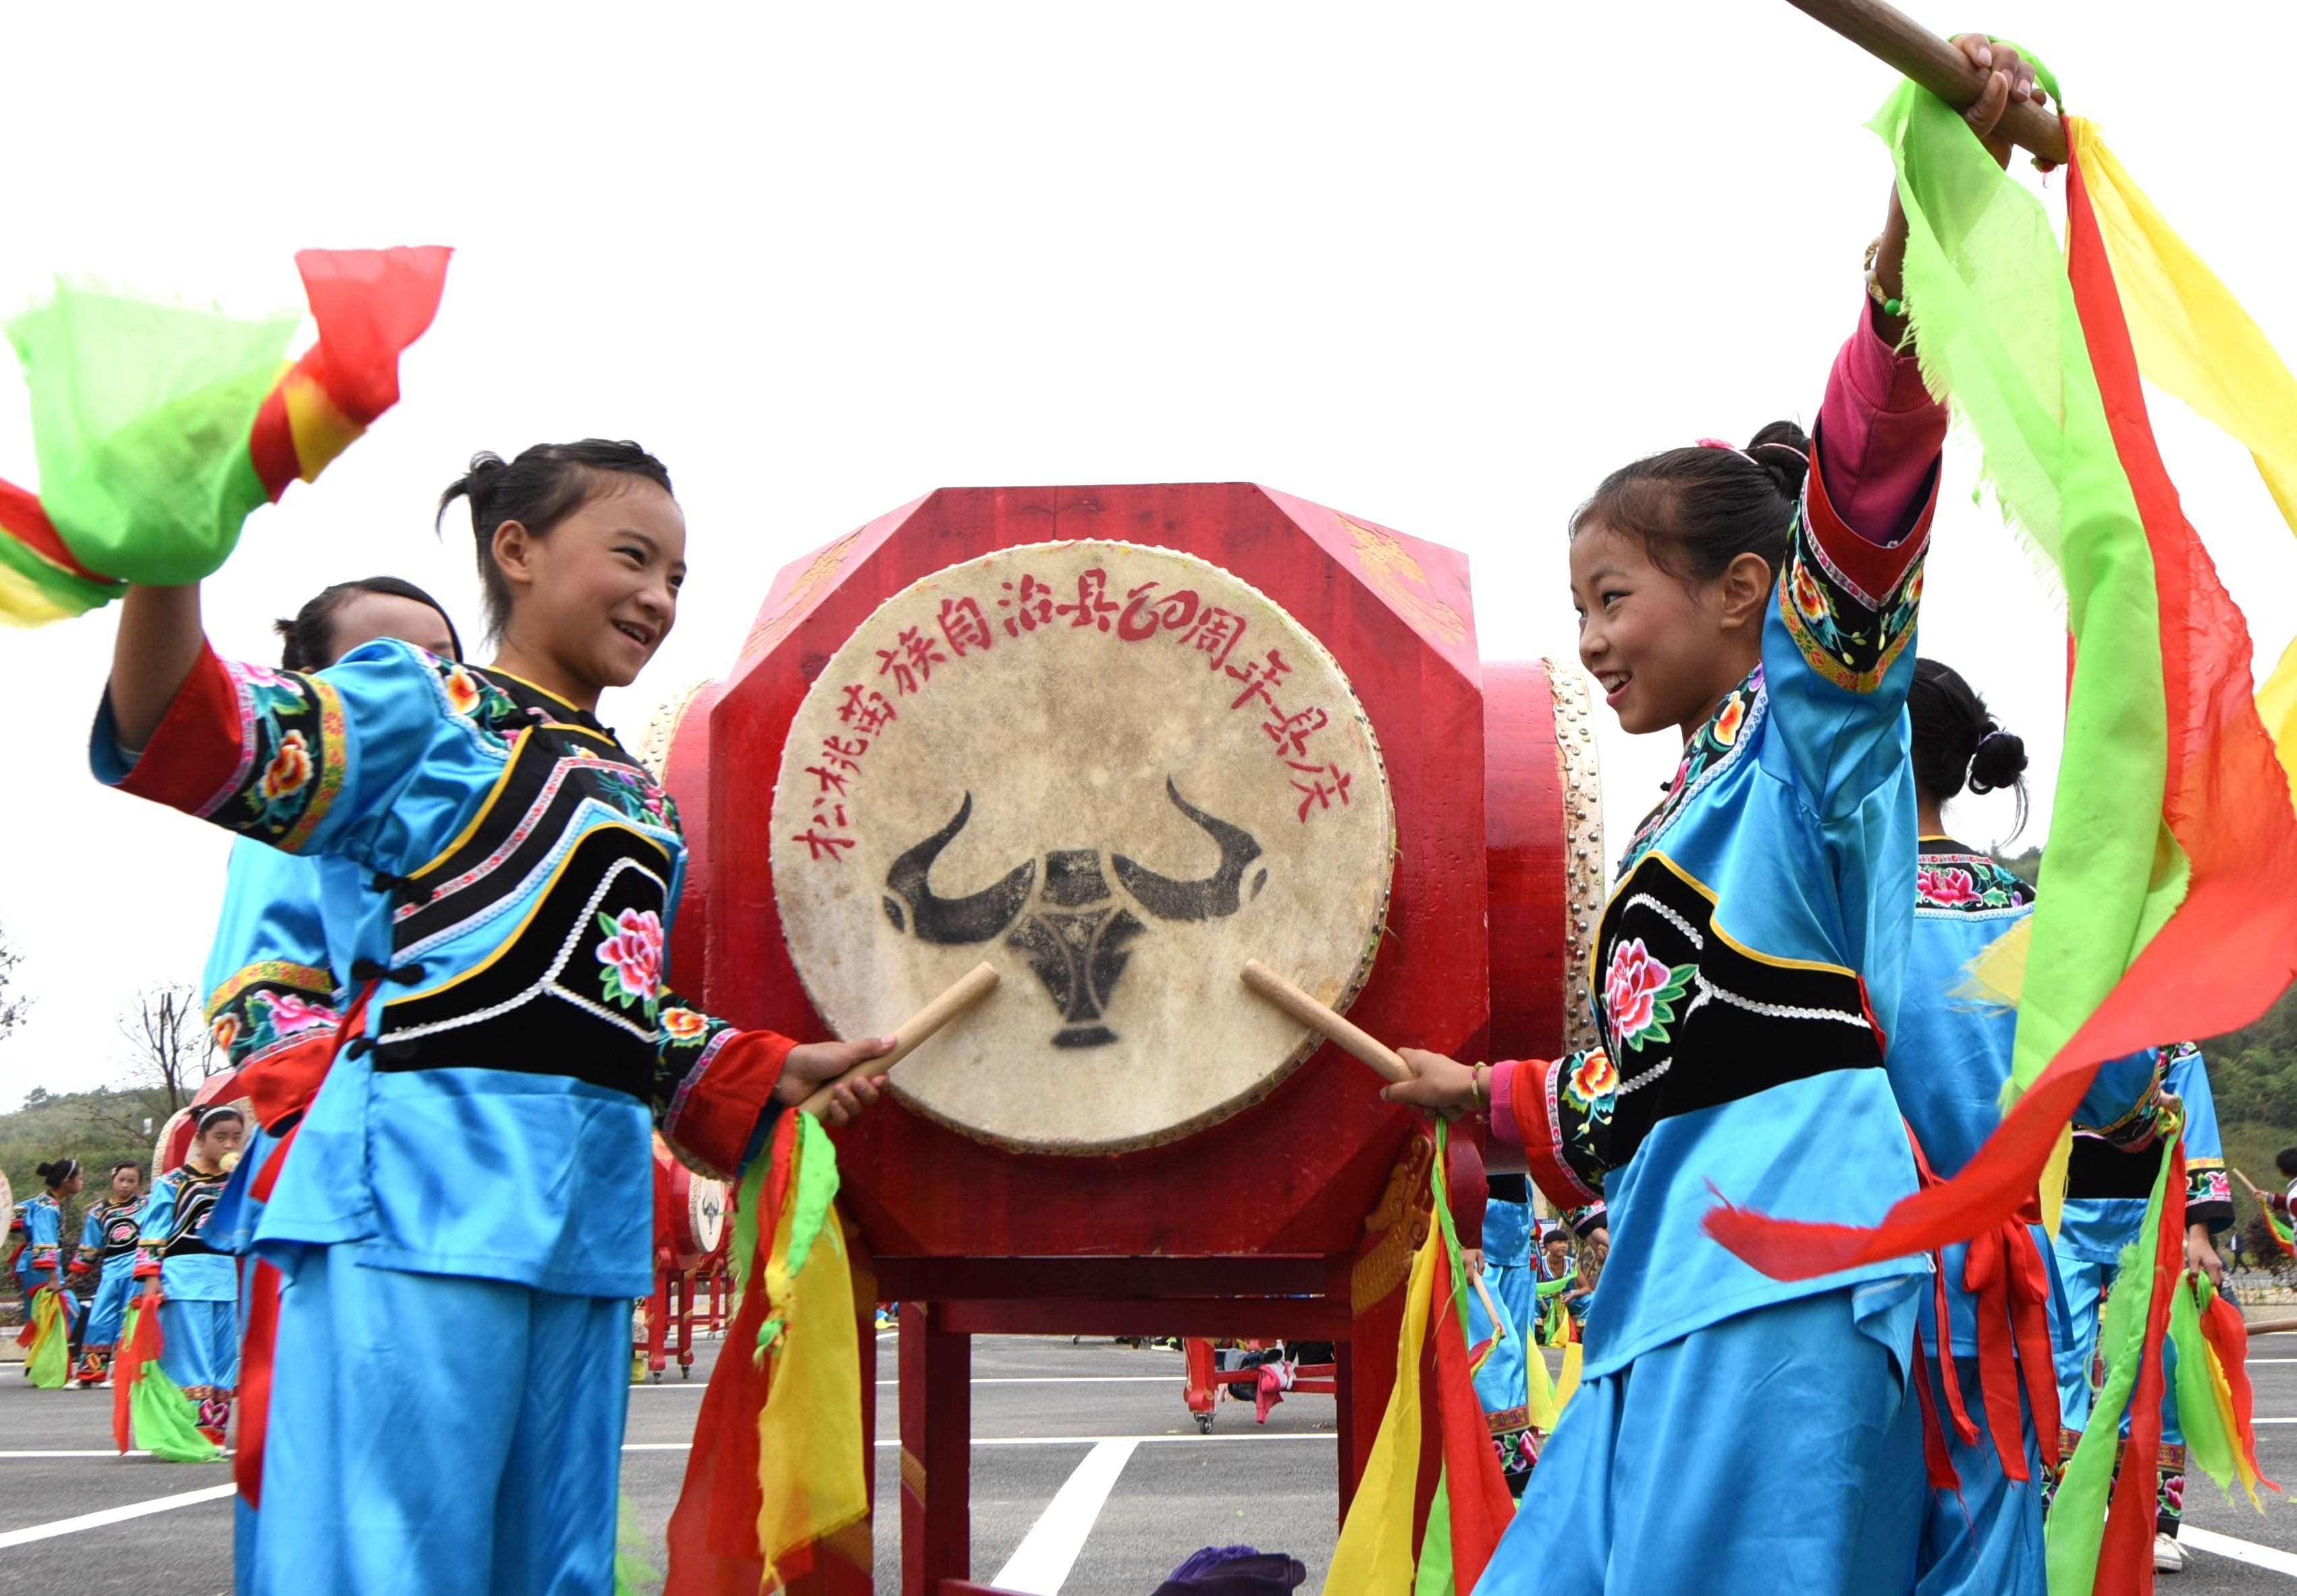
left=1715, top=551, right=1774, bottom=635
left=490, top=518, right=539, bottom=596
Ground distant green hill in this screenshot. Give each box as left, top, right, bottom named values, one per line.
left=2, top=1084, right=175, bottom=1218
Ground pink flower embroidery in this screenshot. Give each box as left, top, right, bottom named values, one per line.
left=1917, top=866, right=1980, bottom=906
left=267, top=992, right=341, bottom=1037
left=1602, top=937, right=1692, bottom=1051
left=595, top=908, right=666, bottom=1012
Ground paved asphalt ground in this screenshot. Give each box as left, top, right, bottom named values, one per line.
left=13, top=1332, right=2297, bottom=1593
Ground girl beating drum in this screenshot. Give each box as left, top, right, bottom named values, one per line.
left=1387, top=35, right=2049, bottom=1595
left=94, top=439, right=891, bottom=1595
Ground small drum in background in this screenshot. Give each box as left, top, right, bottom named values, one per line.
left=152, top=1107, right=195, bottom=1177
left=669, top=1165, right=728, bottom=1272
left=769, top=539, right=1397, bottom=1155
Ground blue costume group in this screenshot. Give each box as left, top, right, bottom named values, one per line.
left=72, top=1187, right=146, bottom=1385
left=95, top=640, right=803, bottom=1595
left=137, top=1155, right=241, bottom=1438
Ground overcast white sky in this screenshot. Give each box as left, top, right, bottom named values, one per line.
left=2, top=2, right=2292, bottom=1107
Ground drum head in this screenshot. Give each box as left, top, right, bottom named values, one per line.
left=153, top=1107, right=194, bottom=1176
left=0, top=1168, right=13, bottom=1229
left=687, top=1175, right=727, bottom=1260
left=771, top=540, right=1395, bottom=1153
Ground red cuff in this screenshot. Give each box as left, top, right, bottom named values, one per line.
left=114, top=644, right=250, bottom=817
left=662, top=1028, right=796, bottom=1179
left=1488, top=1058, right=1524, bottom=1147
left=1804, top=439, right=1935, bottom=605
left=1509, top=1057, right=1605, bottom=1211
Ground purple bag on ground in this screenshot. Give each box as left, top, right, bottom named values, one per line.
left=1154, top=1545, right=1308, bottom=1595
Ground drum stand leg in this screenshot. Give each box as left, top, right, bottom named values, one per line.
left=898, top=1301, right=970, bottom=1596
left=1334, top=1342, right=1356, bottom=1520
left=675, top=1270, right=696, bottom=1376
left=647, top=1265, right=671, bottom=1379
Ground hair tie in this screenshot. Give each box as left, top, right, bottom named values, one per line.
left=1972, top=729, right=2008, bottom=756
left=1694, top=437, right=1752, bottom=460
left=1747, top=440, right=1810, bottom=463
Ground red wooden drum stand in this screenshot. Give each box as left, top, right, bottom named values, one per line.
left=659, top=484, right=1598, bottom=1594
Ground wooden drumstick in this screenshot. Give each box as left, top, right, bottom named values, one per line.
left=798, top=962, right=1000, bottom=1118
left=1240, top=960, right=1412, bottom=1084
left=2246, top=1317, right=2297, bottom=1338
left=1783, top=0, right=2068, bottom=165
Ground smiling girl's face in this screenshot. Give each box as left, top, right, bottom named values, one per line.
left=1570, top=518, right=1771, bottom=741
left=492, top=478, right=687, bottom=702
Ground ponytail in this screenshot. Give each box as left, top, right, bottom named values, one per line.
left=1908, top=657, right=2030, bottom=838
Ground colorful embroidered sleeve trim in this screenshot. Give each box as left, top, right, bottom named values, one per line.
left=2086, top=1064, right=2166, bottom=1151
left=2186, top=1159, right=2234, bottom=1229
left=110, top=646, right=350, bottom=850
left=1511, top=1053, right=1609, bottom=1211
left=1804, top=426, right=1937, bottom=604
left=205, top=961, right=344, bottom=1072
left=1779, top=441, right=1932, bottom=695
left=655, top=1010, right=796, bottom=1180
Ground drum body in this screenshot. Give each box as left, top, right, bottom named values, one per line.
left=670, top=484, right=1588, bottom=1259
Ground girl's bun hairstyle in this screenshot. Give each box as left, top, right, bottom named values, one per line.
left=1569, top=420, right=1810, bottom=585
left=1908, top=657, right=2030, bottom=837
left=436, top=439, right=674, bottom=640
left=274, top=576, right=464, bottom=671
left=35, top=1157, right=79, bottom=1188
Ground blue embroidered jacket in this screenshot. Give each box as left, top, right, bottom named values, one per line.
left=136, top=1165, right=236, bottom=1301
left=1494, top=431, right=1937, bottom=1378
left=1889, top=840, right=2163, bottom=1356
left=2058, top=1041, right=2230, bottom=1265
left=94, top=643, right=794, bottom=1298
left=74, top=1196, right=146, bottom=1288
left=12, top=1192, right=65, bottom=1290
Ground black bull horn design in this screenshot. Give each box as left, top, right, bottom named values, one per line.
left=882, top=779, right=1266, bottom=1048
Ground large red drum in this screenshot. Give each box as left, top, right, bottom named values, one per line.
left=659, top=484, right=1597, bottom=1248
left=655, top=484, right=1598, bottom=1589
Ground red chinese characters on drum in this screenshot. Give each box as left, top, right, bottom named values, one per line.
left=790, top=563, right=1359, bottom=870
left=766, top=539, right=1395, bottom=1154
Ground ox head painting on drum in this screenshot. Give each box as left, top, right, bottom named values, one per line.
left=769, top=541, right=1397, bottom=1154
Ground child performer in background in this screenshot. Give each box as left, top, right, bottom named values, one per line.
left=14, top=1158, right=83, bottom=1388
left=1887, top=660, right=2166, bottom=1595
left=94, top=439, right=889, bottom=1596
left=2053, top=1039, right=2232, bottom=1574
left=135, top=1106, right=247, bottom=1443
left=70, top=1159, right=146, bottom=1387
left=1384, top=36, right=2052, bottom=1593
left=196, top=575, right=464, bottom=1585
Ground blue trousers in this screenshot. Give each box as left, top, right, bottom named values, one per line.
left=1916, top=1352, right=2046, bottom=1596
left=1474, top=1288, right=1926, bottom=1595
left=246, top=1245, right=629, bottom=1596
left=2052, top=1255, right=2181, bottom=1444
left=83, top=1262, right=136, bottom=1348
left=158, top=1297, right=240, bottom=1392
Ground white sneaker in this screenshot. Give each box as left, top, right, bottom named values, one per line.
left=2154, top=1533, right=2186, bottom=1572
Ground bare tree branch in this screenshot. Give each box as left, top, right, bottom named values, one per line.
left=116, top=983, right=219, bottom=1116
left=0, top=919, right=27, bottom=1045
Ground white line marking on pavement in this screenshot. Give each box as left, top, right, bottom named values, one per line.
left=1, top=1433, right=1336, bottom=1464
left=991, top=1437, right=1139, bottom=1594
left=0, top=1483, right=235, bottom=1547
left=2182, top=1526, right=2297, bottom=1578
left=627, top=1374, right=1185, bottom=1393
left=2246, top=1418, right=2297, bottom=1425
